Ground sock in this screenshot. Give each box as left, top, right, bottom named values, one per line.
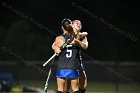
left=79, top=88, right=86, bottom=93
left=73, top=90, right=80, bottom=93
left=56, top=91, right=64, bottom=93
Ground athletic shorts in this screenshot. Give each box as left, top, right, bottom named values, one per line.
left=56, top=69, right=79, bottom=78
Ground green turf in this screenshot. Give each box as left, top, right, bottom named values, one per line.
left=87, top=82, right=140, bottom=92
left=11, top=80, right=140, bottom=92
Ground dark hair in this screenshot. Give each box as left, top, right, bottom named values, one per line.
left=61, top=18, right=72, bottom=30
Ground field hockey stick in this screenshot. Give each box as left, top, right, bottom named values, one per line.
left=43, top=53, right=57, bottom=66
left=43, top=59, right=54, bottom=92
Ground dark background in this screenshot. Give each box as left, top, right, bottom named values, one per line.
left=0, top=0, right=140, bottom=84
left=0, top=0, right=139, bottom=61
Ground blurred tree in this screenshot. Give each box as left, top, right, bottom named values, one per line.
left=3, top=20, right=53, bottom=60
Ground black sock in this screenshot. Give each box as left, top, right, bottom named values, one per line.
left=65, top=92, right=70, bottom=93
left=79, top=88, right=86, bottom=93
left=73, top=90, right=80, bottom=93
left=57, top=91, right=64, bottom=93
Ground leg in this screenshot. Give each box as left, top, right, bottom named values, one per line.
left=79, top=69, right=87, bottom=93
left=70, top=78, right=80, bottom=93
left=64, top=79, right=71, bottom=93
left=57, top=77, right=66, bottom=92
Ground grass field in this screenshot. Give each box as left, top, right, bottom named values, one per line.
left=10, top=80, right=140, bottom=93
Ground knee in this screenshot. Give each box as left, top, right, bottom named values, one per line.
left=57, top=78, right=65, bottom=91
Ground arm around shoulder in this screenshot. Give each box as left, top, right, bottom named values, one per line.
left=74, top=37, right=88, bottom=49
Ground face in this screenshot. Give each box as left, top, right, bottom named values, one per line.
left=72, top=20, right=82, bottom=32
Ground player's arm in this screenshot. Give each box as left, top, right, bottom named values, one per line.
left=52, top=36, right=65, bottom=54
left=74, top=37, right=88, bottom=49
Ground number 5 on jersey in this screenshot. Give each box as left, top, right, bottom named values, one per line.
left=66, top=45, right=72, bottom=58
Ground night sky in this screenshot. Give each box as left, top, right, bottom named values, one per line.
left=0, top=0, right=140, bottom=61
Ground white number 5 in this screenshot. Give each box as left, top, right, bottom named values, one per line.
left=66, top=49, right=72, bottom=58
left=66, top=45, right=72, bottom=58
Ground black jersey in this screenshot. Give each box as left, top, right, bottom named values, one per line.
left=57, top=35, right=81, bottom=70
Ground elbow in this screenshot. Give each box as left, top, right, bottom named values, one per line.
left=81, top=42, right=88, bottom=49
left=81, top=44, right=88, bottom=49
left=51, top=44, right=54, bottom=49
left=52, top=44, right=55, bottom=50
left=83, top=46, right=88, bottom=49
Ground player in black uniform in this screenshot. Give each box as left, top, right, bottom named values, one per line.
left=64, top=20, right=88, bottom=93
left=52, top=18, right=81, bottom=93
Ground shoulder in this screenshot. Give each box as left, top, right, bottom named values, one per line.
left=55, top=35, right=65, bottom=41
